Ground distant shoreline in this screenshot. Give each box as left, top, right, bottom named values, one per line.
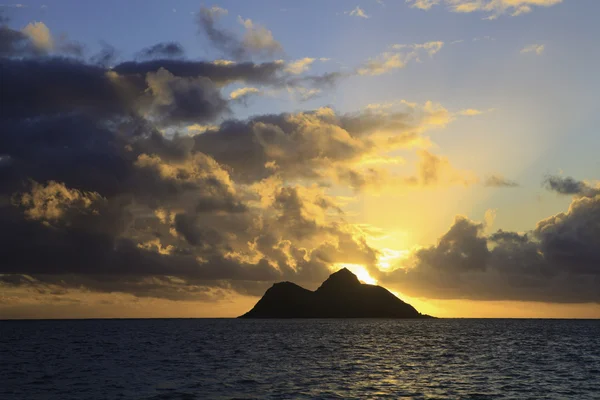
left=2, top=317, right=600, bottom=321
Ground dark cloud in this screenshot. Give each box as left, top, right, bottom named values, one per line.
left=191, top=106, right=468, bottom=190
left=0, top=114, right=135, bottom=197
left=174, top=213, right=222, bottom=247
left=1, top=111, right=373, bottom=303
left=132, top=151, right=246, bottom=210
left=290, top=71, right=348, bottom=89
left=419, top=151, right=444, bottom=185
left=0, top=24, right=41, bottom=56
left=55, top=36, right=85, bottom=57
left=416, top=216, right=490, bottom=271
left=142, top=67, right=229, bottom=126
left=0, top=58, right=126, bottom=120
left=113, top=59, right=286, bottom=86
left=0, top=57, right=229, bottom=125
left=196, top=6, right=283, bottom=61
left=543, top=175, right=599, bottom=197
left=383, top=190, right=600, bottom=303
left=483, top=174, right=519, bottom=188
left=57, top=41, right=84, bottom=57
left=193, top=110, right=379, bottom=183
left=0, top=13, right=379, bottom=308
left=136, top=42, right=185, bottom=60
left=0, top=20, right=83, bottom=57
left=489, top=230, right=529, bottom=243
left=0, top=181, right=278, bottom=297
left=197, top=6, right=246, bottom=60
left=0, top=177, right=376, bottom=300
left=89, top=42, right=118, bottom=66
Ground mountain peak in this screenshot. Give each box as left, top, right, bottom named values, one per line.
left=316, top=267, right=361, bottom=293
left=239, top=268, right=432, bottom=318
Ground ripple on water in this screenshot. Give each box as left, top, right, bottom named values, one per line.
left=0, top=319, right=599, bottom=399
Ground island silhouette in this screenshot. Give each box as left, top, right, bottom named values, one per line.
left=240, top=267, right=433, bottom=318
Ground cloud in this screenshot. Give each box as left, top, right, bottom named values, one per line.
left=196, top=6, right=245, bottom=60
left=196, top=6, right=282, bottom=60
left=417, top=150, right=477, bottom=186
left=136, top=42, right=185, bottom=60
left=521, top=44, right=545, bottom=55
left=1, top=58, right=128, bottom=120
left=284, top=57, right=316, bottom=74
left=0, top=57, right=234, bottom=127
left=0, top=20, right=81, bottom=57
left=193, top=101, right=466, bottom=187
left=237, top=16, right=283, bottom=57
left=144, top=67, right=229, bottom=126
left=484, top=208, right=497, bottom=231
left=543, top=175, right=600, bottom=197
left=458, top=108, right=483, bottom=116
left=15, top=181, right=103, bottom=222
left=114, top=59, right=287, bottom=86
left=407, top=0, right=440, bottom=10
left=0, top=24, right=39, bottom=56
left=358, top=41, right=444, bottom=76
left=346, top=6, right=370, bottom=18
left=22, top=21, right=52, bottom=50
left=90, top=42, right=118, bottom=66
left=382, top=176, right=600, bottom=303
left=229, top=86, right=260, bottom=100
left=286, top=86, right=322, bottom=101
left=483, top=174, right=519, bottom=187
left=0, top=44, right=386, bottom=305
left=357, top=52, right=405, bottom=75
left=0, top=174, right=380, bottom=301
left=406, top=0, right=563, bottom=18
left=391, top=41, right=444, bottom=56
left=2, top=9, right=553, bottom=314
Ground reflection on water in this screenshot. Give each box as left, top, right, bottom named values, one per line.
left=1, top=319, right=599, bottom=399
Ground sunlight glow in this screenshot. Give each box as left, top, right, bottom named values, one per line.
left=376, top=247, right=410, bottom=269
left=333, top=263, right=378, bottom=285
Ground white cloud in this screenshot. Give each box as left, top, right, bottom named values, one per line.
left=391, top=41, right=444, bottom=56
left=458, top=108, right=483, bottom=116
left=230, top=87, right=260, bottom=100
left=521, top=44, right=545, bottom=55
left=212, top=59, right=236, bottom=66
left=237, top=16, right=283, bottom=55
left=358, top=52, right=405, bottom=75
left=207, top=6, right=228, bottom=16
left=285, top=58, right=316, bottom=74
left=22, top=21, right=53, bottom=51
left=407, top=0, right=440, bottom=10
left=406, top=0, right=563, bottom=18
left=346, top=6, right=370, bottom=18
left=358, top=41, right=444, bottom=76
left=286, top=86, right=322, bottom=101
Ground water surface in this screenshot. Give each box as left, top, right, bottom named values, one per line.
left=1, top=319, right=599, bottom=399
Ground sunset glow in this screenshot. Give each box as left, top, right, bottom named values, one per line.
left=1, top=0, right=599, bottom=319
left=333, top=264, right=378, bottom=285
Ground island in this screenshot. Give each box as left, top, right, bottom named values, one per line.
left=239, top=267, right=433, bottom=318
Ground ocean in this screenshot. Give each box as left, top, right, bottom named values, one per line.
left=1, top=319, right=599, bottom=399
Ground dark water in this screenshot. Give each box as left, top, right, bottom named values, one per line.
left=1, top=319, right=599, bottom=399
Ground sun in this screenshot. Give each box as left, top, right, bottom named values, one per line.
left=332, top=263, right=378, bottom=285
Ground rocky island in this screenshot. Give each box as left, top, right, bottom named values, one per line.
left=240, top=267, right=432, bottom=318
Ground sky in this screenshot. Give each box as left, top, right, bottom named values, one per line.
left=1, top=0, right=599, bottom=319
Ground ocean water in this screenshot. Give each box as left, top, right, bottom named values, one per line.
left=1, top=319, right=599, bottom=399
